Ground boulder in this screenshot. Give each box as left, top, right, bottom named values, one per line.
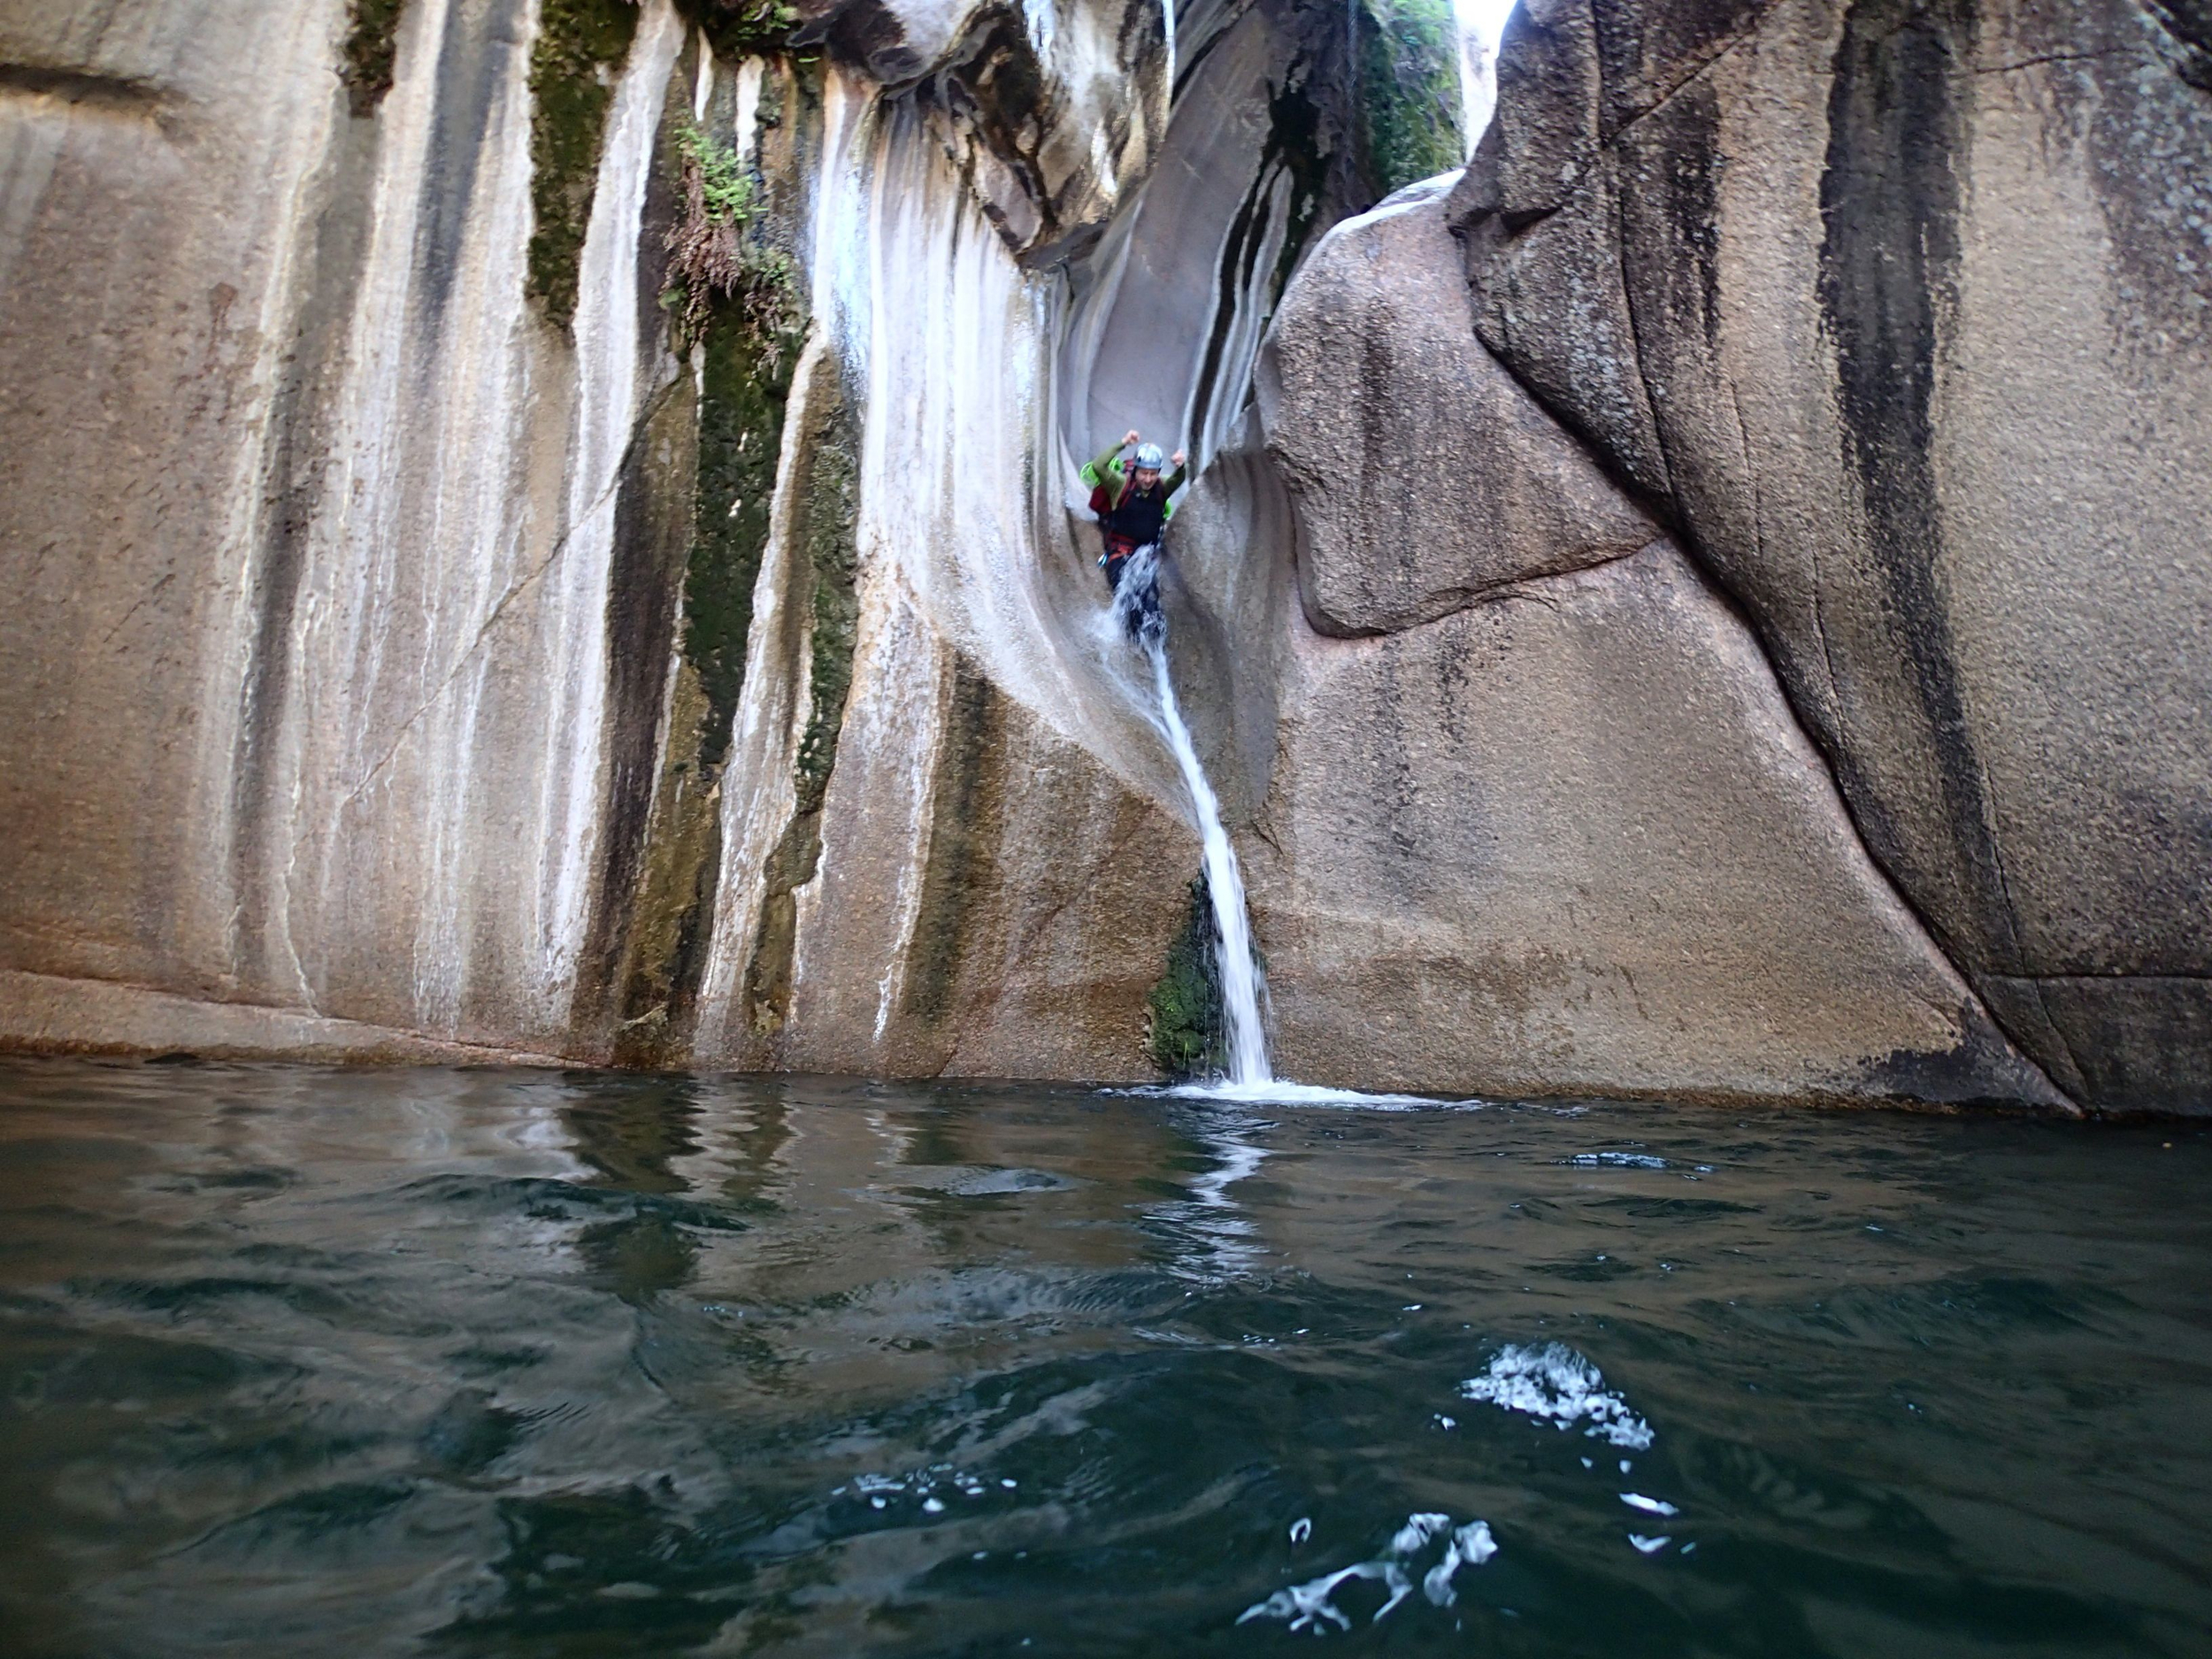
left=1245, top=542, right=2058, bottom=1106
left=1451, top=0, right=2212, bottom=1111
left=1258, top=179, right=1660, bottom=635
left=1174, top=188, right=2063, bottom=1108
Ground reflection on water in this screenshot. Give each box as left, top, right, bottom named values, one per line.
left=0, top=1060, right=2207, bottom=1656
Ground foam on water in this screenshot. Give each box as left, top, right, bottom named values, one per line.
left=1460, top=1342, right=1655, bottom=1450
left=1238, top=1511, right=1498, bottom=1632
left=1164, top=1078, right=1483, bottom=1110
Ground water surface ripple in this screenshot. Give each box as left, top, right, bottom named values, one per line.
left=0, top=1060, right=2206, bottom=1656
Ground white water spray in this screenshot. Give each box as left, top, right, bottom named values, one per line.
left=1114, top=546, right=1271, bottom=1087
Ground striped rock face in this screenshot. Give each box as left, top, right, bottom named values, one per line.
left=0, top=0, right=1407, bottom=1081
left=9, top=0, right=2198, bottom=1114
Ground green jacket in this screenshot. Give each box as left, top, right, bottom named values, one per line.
left=1081, top=439, right=1187, bottom=519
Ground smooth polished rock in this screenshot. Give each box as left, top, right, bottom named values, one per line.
left=1453, top=0, right=2212, bottom=1110
left=1241, top=543, right=2062, bottom=1108
left=1259, top=182, right=1660, bottom=636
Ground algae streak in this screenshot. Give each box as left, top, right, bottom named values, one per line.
left=742, top=356, right=862, bottom=1038
left=606, top=57, right=804, bottom=1065
left=901, top=658, right=1003, bottom=1030
left=527, top=0, right=641, bottom=327
left=690, top=310, right=800, bottom=768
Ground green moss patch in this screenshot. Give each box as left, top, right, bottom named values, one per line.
left=789, top=376, right=860, bottom=818
left=527, top=0, right=641, bottom=327
left=1148, top=875, right=1225, bottom=1078
left=687, top=306, right=799, bottom=770
left=340, top=0, right=407, bottom=116
left=1358, top=0, right=1465, bottom=196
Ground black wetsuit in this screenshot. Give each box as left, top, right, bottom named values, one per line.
left=1099, top=482, right=1171, bottom=591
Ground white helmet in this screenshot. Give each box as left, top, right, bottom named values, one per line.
left=1132, top=442, right=1166, bottom=471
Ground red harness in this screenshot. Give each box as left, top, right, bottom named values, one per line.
left=1091, top=474, right=1166, bottom=559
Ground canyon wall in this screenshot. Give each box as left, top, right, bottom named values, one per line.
left=0, top=0, right=1436, bottom=1075
left=3, top=0, right=2204, bottom=1113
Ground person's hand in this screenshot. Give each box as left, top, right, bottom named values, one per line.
left=1124, top=428, right=1141, bottom=447
left=1171, top=449, right=1187, bottom=469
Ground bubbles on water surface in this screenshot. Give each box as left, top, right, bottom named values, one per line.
left=1460, top=1342, right=1655, bottom=1449
left=836, top=1465, right=1015, bottom=1519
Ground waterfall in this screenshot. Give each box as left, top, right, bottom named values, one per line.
left=1113, top=546, right=1271, bottom=1087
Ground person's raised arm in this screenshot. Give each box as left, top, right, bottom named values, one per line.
left=1163, top=448, right=1188, bottom=498
left=1082, top=429, right=1140, bottom=489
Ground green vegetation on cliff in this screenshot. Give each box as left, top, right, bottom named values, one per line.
left=340, top=0, right=407, bottom=115
left=674, top=71, right=807, bottom=766
left=664, top=116, right=803, bottom=349
left=1148, top=876, right=1225, bottom=1078
left=526, top=0, right=641, bottom=327
left=608, top=59, right=809, bottom=1062
left=1358, top=0, right=1465, bottom=196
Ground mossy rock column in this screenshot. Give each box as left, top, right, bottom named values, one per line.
left=1358, top=0, right=1464, bottom=195
left=528, top=0, right=643, bottom=327
left=1148, top=874, right=1226, bottom=1079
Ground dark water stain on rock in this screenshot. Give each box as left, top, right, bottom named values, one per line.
left=1817, top=0, right=2024, bottom=977
left=900, top=657, right=1004, bottom=1029
left=576, top=378, right=697, bottom=1036
left=228, top=111, right=385, bottom=997
left=413, top=0, right=520, bottom=330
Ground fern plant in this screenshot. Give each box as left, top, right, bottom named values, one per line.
left=664, top=116, right=801, bottom=352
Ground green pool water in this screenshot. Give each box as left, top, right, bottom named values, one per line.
left=0, top=1059, right=2205, bottom=1656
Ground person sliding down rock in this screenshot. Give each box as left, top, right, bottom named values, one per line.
left=1081, top=430, right=1187, bottom=593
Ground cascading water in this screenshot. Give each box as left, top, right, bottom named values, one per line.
left=1113, top=545, right=1271, bottom=1087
